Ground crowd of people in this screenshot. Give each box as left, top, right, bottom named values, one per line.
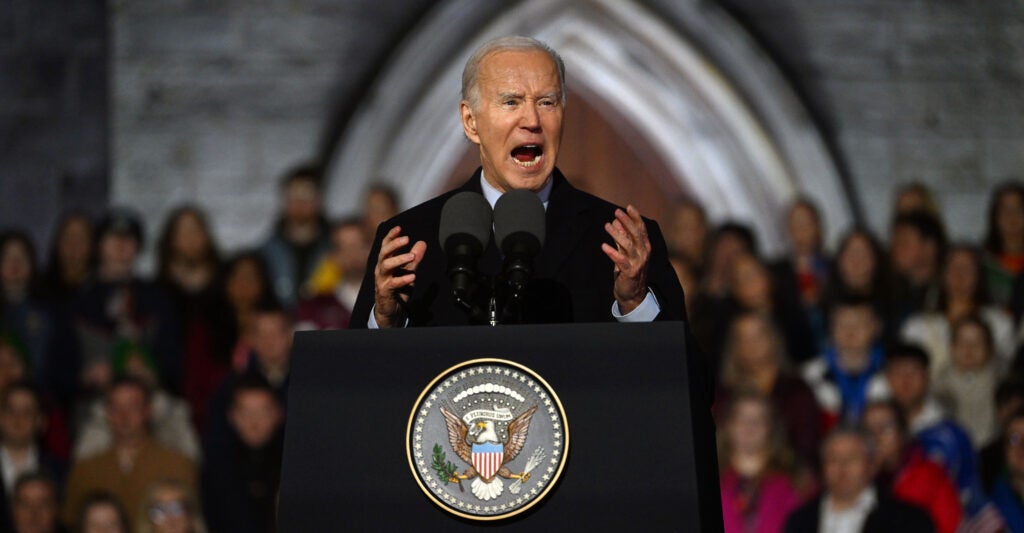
left=3, top=162, right=1024, bottom=532
left=684, top=182, right=1024, bottom=532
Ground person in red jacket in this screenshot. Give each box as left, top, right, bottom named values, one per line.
left=862, top=399, right=962, bottom=533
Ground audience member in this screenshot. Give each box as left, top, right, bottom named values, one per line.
left=215, top=251, right=278, bottom=376
left=11, top=472, right=65, bottom=533
left=691, top=223, right=759, bottom=364
left=202, top=376, right=283, bottom=533
left=889, top=210, right=946, bottom=322
left=979, top=380, right=1024, bottom=492
left=717, top=312, right=823, bottom=462
left=983, top=182, right=1024, bottom=308
left=78, top=492, right=130, bottom=533
left=821, top=228, right=897, bottom=345
left=295, top=218, right=368, bottom=330
left=665, top=199, right=709, bottom=274
left=360, top=183, right=400, bottom=242
left=882, top=344, right=985, bottom=514
left=773, top=198, right=830, bottom=352
left=801, top=297, right=889, bottom=428
left=136, top=479, right=207, bottom=533
left=62, top=377, right=195, bottom=530
left=990, top=408, right=1024, bottom=530
left=892, top=182, right=943, bottom=221
left=901, top=245, right=1014, bottom=378
left=933, top=316, right=1000, bottom=447
left=74, top=208, right=182, bottom=395
left=731, top=253, right=816, bottom=365
left=0, top=383, right=64, bottom=503
left=259, top=165, right=330, bottom=309
left=783, top=427, right=934, bottom=533
left=719, top=391, right=808, bottom=533
left=41, top=211, right=94, bottom=305
left=862, top=400, right=961, bottom=533
left=155, top=206, right=229, bottom=439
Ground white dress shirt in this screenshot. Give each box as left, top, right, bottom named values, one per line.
left=820, top=487, right=877, bottom=533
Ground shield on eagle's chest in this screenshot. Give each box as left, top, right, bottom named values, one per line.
left=472, top=442, right=503, bottom=481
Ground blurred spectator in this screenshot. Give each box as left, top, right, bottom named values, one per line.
left=983, top=182, right=1024, bottom=308
left=1, top=231, right=79, bottom=404
left=822, top=228, right=897, bottom=344
left=717, top=312, right=823, bottom=462
left=892, top=182, right=943, bottom=221
left=204, top=307, right=292, bottom=472
left=889, top=211, right=947, bottom=321
left=783, top=427, right=934, bottom=533
left=933, top=316, right=999, bottom=448
left=361, top=183, right=400, bottom=241
left=136, top=479, right=207, bottom=533
left=979, top=381, right=1024, bottom=493
left=155, top=206, right=230, bottom=437
left=0, top=383, right=64, bottom=504
left=295, top=218, right=369, bottom=330
left=78, top=492, right=130, bottom=533
left=718, top=391, right=807, bottom=533
left=665, top=199, right=708, bottom=274
left=901, top=245, right=1014, bottom=379
left=699, top=222, right=758, bottom=302
left=862, top=400, right=961, bottom=533
left=74, top=208, right=182, bottom=395
left=732, top=253, right=816, bottom=365
left=215, top=252, right=278, bottom=376
left=202, top=375, right=283, bottom=533
left=989, top=408, right=1024, bottom=530
left=773, top=198, right=829, bottom=353
left=11, top=472, right=65, bottom=533
left=62, top=377, right=195, bottom=530
left=72, top=364, right=199, bottom=462
left=41, top=211, right=94, bottom=306
left=801, top=297, right=889, bottom=428
left=259, top=166, right=330, bottom=309
left=882, top=345, right=985, bottom=515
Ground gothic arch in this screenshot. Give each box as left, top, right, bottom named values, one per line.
left=324, top=0, right=851, bottom=255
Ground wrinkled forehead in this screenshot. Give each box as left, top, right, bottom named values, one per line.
left=477, top=50, right=562, bottom=95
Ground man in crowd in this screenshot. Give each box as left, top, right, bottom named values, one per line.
left=61, top=377, right=195, bottom=529
left=784, top=428, right=934, bottom=532
left=11, top=473, right=64, bottom=533
left=295, top=218, right=368, bottom=330
left=889, top=210, right=946, bottom=322
left=0, top=382, right=63, bottom=503
left=203, top=375, right=284, bottom=533
left=260, top=166, right=331, bottom=309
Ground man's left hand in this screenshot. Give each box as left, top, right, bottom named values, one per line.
left=601, top=205, right=651, bottom=314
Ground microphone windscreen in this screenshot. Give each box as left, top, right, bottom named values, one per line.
left=493, top=189, right=546, bottom=250
left=438, top=191, right=492, bottom=250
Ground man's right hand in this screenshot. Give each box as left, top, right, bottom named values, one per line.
left=372, top=226, right=427, bottom=328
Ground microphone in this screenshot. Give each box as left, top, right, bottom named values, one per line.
left=438, top=191, right=492, bottom=311
left=493, top=189, right=545, bottom=297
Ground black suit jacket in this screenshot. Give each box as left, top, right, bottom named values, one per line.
left=784, top=494, right=935, bottom=533
left=350, top=168, right=687, bottom=327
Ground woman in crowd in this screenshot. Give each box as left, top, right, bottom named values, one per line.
left=934, top=316, right=1001, bottom=448
left=217, top=252, right=279, bottom=373
left=156, top=206, right=228, bottom=434
left=771, top=198, right=830, bottom=353
left=984, top=181, right=1024, bottom=307
left=137, top=479, right=207, bottom=533
left=719, top=391, right=809, bottom=533
left=42, top=211, right=94, bottom=305
left=822, top=227, right=897, bottom=343
left=716, top=311, right=823, bottom=463
left=901, top=244, right=1015, bottom=377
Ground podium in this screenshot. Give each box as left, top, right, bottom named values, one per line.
left=278, top=322, right=722, bottom=530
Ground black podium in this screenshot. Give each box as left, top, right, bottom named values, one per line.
left=278, top=322, right=722, bottom=530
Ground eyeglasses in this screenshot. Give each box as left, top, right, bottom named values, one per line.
left=148, top=501, right=187, bottom=523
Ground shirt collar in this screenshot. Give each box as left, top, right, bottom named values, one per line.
left=479, top=171, right=553, bottom=211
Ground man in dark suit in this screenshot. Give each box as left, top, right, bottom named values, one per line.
left=349, top=36, right=685, bottom=328
left=784, top=427, right=935, bottom=533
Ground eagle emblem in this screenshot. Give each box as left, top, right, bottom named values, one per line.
left=407, top=359, right=569, bottom=520
left=441, top=404, right=537, bottom=500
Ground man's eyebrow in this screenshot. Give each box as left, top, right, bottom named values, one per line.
left=497, top=92, right=523, bottom=100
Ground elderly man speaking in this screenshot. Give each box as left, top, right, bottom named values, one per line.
left=350, top=36, right=688, bottom=329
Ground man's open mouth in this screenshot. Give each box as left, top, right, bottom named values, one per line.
left=511, top=144, right=543, bottom=168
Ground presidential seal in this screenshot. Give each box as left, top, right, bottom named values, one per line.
left=407, top=359, right=569, bottom=520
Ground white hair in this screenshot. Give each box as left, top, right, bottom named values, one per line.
left=461, top=35, right=566, bottom=110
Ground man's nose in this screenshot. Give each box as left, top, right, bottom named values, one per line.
left=519, top=103, right=541, bottom=130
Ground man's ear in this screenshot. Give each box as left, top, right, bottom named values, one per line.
left=460, top=101, right=481, bottom=145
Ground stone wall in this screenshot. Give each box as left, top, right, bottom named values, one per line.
left=3, top=0, right=1022, bottom=260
